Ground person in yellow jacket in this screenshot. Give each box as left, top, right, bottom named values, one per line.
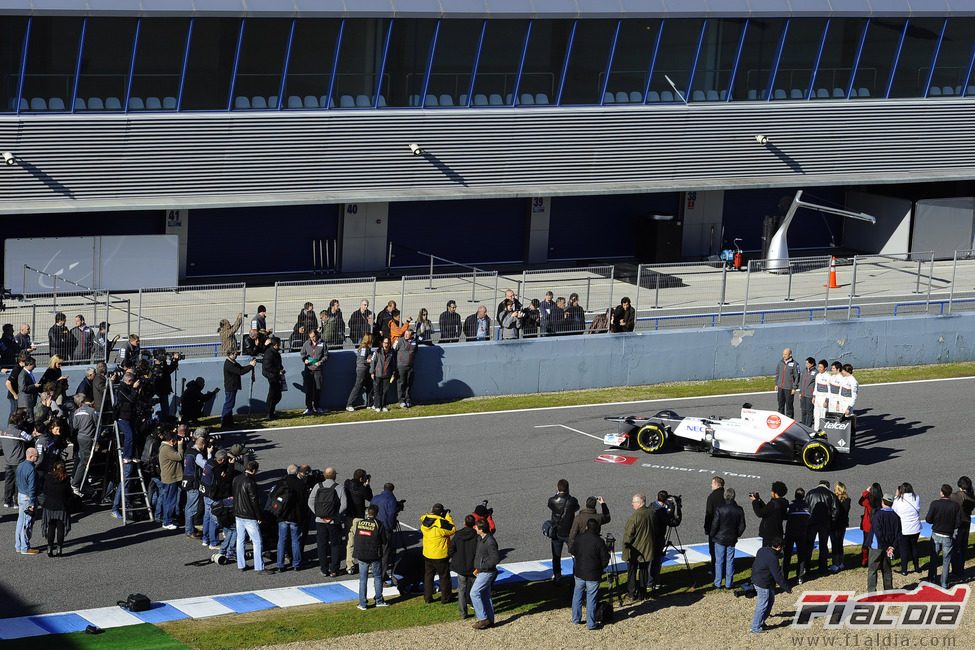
left=421, top=503, right=456, bottom=604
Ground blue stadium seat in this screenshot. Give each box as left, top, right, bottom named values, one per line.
left=440, top=94, right=454, bottom=106
left=858, top=88, right=870, bottom=98
left=48, top=97, right=65, bottom=111
left=706, top=90, right=720, bottom=101
left=474, top=94, right=488, bottom=106
left=251, top=96, right=268, bottom=109
left=339, top=95, right=354, bottom=108
left=146, top=96, right=162, bottom=110
left=747, top=89, right=758, bottom=100
left=849, top=88, right=858, bottom=98
left=615, top=91, right=629, bottom=103
left=87, top=97, right=104, bottom=110
left=661, top=90, right=674, bottom=102
left=72, top=97, right=85, bottom=110
left=303, top=96, right=318, bottom=109
left=378, top=95, right=387, bottom=107
left=505, top=93, right=513, bottom=104
left=129, top=97, right=145, bottom=110
left=646, top=90, right=660, bottom=102
left=720, top=89, right=727, bottom=101
left=234, top=96, right=250, bottom=109
left=955, top=85, right=962, bottom=96
left=967, top=86, right=975, bottom=96
left=942, top=86, right=954, bottom=96
left=287, top=95, right=302, bottom=109
left=30, top=97, right=47, bottom=111
left=424, top=94, right=437, bottom=107
left=790, top=88, right=804, bottom=99
left=409, top=94, right=421, bottom=106
left=773, top=89, right=786, bottom=100
left=319, top=96, right=335, bottom=108
left=16, top=97, right=28, bottom=111
left=489, top=93, right=503, bottom=106
left=356, top=95, right=372, bottom=107
left=520, top=93, right=534, bottom=105
left=105, top=97, right=122, bottom=110
left=630, top=91, right=643, bottom=103
left=268, top=96, right=278, bottom=108
left=929, top=86, right=942, bottom=96
left=459, top=94, right=468, bottom=106
left=816, top=88, right=829, bottom=99
left=162, top=96, right=177, bottom=109
left=692, top=90, right=705, bottom=102
left=832, top=87, right=845, bottom=98
left=535, top=93, right=549, bottom=105
left=603, top=91, right=614, bottom=103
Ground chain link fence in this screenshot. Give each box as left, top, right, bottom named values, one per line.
left=270, top=277, right=377, bottom=348
left=633, top=262, right=729, bottom=313
left=398, top=271, right=498, bottom=342
left=516, top=266, right=615, bottom=313
left=134, top=283, right=246, bottom=355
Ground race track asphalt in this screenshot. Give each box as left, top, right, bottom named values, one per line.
left=0, top=376, right=971, bottom=617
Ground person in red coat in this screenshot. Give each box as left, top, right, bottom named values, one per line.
left=859, top=483, right=883, bottom=568
left=472, top=503, right=495, bottom=534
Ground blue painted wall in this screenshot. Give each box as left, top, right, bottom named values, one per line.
left=7, top=312, right=972, bottom=423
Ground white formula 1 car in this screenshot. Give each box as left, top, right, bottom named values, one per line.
left=603, top=404, right=854, bottom=471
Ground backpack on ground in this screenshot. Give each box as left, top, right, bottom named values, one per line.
left=314, top=484, right=339, bottom=519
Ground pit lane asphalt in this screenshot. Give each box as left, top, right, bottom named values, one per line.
left=0, top=376, right=971, bottom=617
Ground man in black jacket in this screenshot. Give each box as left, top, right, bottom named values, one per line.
left=353, top=504, right=389, bottom=610
left=261, top=337, right=284, bottom=420
left=705, top=477, right=726, bottom=574
left=471, top=519, right=500, bottom=629
left=233, top=460, right=272, bottom=573
left=547, top=478, right=580, bottom=581
left=610, top=297, right=635, bottom=333
left=805, top=479, right=838, bottom=575
left=751, top=481, right=789, bottom=547
left=149, top=350, right=181, bottom=418
left=275, top=464, right=308, bottom=572
left=783, top=488, right=811, bottom=584
left=926, top=484, right=962, bottom=588
left=438, top=301, right=461, bottom=344
left=344, top=469, right=374, bottom=573
left=463, top=306, right=491, bottom=342
left=711, top=488, right=746, bottom=589
left=867, top=493, right=901, bottom=592
left=448, top=514, right=479, bottom=619
left=567, top=495, right=611, bottom=551
left=570, top=518, right=610, bottom=631
left=750, top=537, right=790, bottom=634
left=47, top=313, right=72, bottom=360
left=222, top=350, right=256, bottom=428
left=348, top=300, right=372, bottom=344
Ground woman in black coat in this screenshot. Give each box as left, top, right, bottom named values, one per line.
left=43, top=461, right=73, bottom=557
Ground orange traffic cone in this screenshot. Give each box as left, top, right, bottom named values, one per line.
left=824, top=256, right=839, bottom=288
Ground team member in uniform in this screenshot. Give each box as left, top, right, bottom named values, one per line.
left=839, top=364, right=859, bottom=417
left=798, top=357, right=817, bottom=428
left=774, top=348, right=799, bottom=419
left=812, top=360, right=830, bottom=429
left=826, top=362, right=843, bottom=417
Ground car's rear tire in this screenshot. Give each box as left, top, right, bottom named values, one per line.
left=636, top=424, right=667, bottom=453
left=801, top=440, right=834, bottom=471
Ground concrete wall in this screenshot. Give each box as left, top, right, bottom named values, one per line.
left=7, top=312, right=974, bottom=423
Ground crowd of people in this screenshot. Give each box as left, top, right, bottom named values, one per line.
left=546, top=474, right=975, bottom=633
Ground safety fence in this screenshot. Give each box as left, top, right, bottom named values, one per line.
left=8, top=251, right=975, bottom=365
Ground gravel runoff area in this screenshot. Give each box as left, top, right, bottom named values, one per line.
left=257, top=559, right=975, bottom=650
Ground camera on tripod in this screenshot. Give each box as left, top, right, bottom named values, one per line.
left=664, top=494, right=683, bottom=527
left=603, top=532, right=616, bottom=547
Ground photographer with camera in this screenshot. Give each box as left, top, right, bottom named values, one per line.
left=570, top=518, right=610, bottom=631
left=222, top=349, right=256, bottom=428
left=117, top=334, right=141, bottom=371
left=751, top=481, right=790, bottom=547
left=149, top=349, right=181, bottom=418
left=622, top=494, right=654, bottom=602
left=261, top=336, right=284, bottom=420
left=344, top=469, right=373, bottom=573
left=218, top=314, right=243, bottom=357
left=420, top=503, right=456, bottom=605
left=568, top=496, right=610, bottom=551
left=308, top=467, right=347, bottom=576
left=499, top=299, right=523, bottom=340
left=648, top=492, right=676, bottom=589
left=547, top=478, right=580, bottom=582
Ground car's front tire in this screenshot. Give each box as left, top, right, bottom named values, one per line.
left=636, top=423, right=667, bottom=453
left=801, top=440, right=834, bottom=471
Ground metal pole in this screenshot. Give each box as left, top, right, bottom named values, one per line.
left=324, top=240, right=329, bottom=270
left=371, top=278, right=377, bottom=319
left=387, top=241, right=393, bottom=273
left=137, top=289, right=142, bottom=338
left=31, top=304, right=36, bottom=344
left=585, top=277, right=591, bottom=311
left=23, top=264, right=26, bottom=296
left=948, top=250, right=958, bottom=314
left=823, top=261, right=831, bottom=321
left=272, top=282, right=279, bottom=333
left=608, top=265, right=615, bottom=313
left=428, top=254, right=434, bottom=290
left=312, top=239, right=317, bottom=270
left=240, top=283, right=247, bottom=348
left=741, top=260, right=752, bottom=328
left=635, top=265, right=642, bottom=312
left=925, top=253, right=934, bottom=312
left=520, top=270, right=527, bottom=305
left=400, top=275, right=405, bottom=314
left=653, top=271, right=660, bottom=309
left=784, top=262, right=794, bottom=301
left=847, top=257, right=858, bottom=320
left=913, top=258, right=922, bottom=294
left=53, top=275, right=57, bottom=312
left=717, top=265, right=727, bottom=324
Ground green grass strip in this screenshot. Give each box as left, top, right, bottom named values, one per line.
left=203, top=360, right=975, bottom=432
left=0, top=623, right=188, bottom=650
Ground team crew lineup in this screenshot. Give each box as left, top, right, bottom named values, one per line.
left=776, top=348, right=858, bottom=429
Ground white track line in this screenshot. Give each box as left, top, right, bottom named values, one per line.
left=228, top=375, right=974, bottom=435
left=533, top=424, right=604, bottom=441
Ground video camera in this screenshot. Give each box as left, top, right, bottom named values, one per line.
left=663, top=494, right=683, bottom=527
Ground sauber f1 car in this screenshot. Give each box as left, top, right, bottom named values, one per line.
left=603, top=404, right=854, bottom=471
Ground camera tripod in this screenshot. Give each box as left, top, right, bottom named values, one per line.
left=661, top=524, right=698, bottom=591
left=604, top=535, right=624, bottom=607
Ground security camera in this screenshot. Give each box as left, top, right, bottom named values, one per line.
left=754, top=135, right=769, bottom=146
left=2, top=152, right=15, bottom=166
left=409, top=143, right=422, bottom=156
